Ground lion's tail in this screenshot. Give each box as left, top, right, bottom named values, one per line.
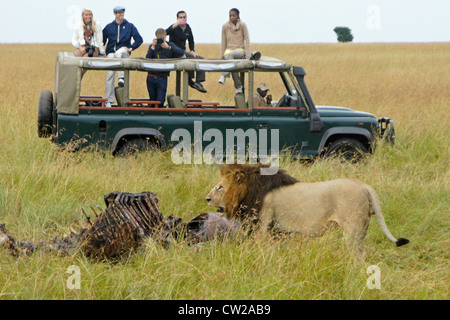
left=366, top=186, right=409, bottom=247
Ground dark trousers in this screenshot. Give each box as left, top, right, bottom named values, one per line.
left=185, top=51, right=206, bottom=83
left=147, top=76, right=168, bottom=106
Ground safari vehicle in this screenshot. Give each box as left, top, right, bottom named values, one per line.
left=37, top=52, right=394, bottom=160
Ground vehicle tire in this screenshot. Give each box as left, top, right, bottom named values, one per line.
left=117, top=137, right=157, bottom=156
left=324, top=138, right=368, bottom=162
left=38, top=90, right=53, bottom=138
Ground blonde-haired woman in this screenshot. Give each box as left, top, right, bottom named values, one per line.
left=72, top=8, right=105, bottom=57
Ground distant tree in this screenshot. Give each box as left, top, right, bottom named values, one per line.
left=334, top=27, right=354, bottom=42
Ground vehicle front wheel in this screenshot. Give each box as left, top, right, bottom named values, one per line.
left=116, top=138, right=157, bottom=157
left=323, top=138, right=368, bottom=162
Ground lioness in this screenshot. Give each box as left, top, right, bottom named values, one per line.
left=206, top=164, right=409, bottom=258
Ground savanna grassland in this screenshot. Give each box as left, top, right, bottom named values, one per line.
left=0, top=43, right=448, bottom=300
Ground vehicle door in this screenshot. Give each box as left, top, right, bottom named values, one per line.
left=252, top=71, right=310, bottom=158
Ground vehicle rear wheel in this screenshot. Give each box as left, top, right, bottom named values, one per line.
left=117, top=138, right=157, bottom=156
left=324, top=138, right=368, bottom=162
left=37, top=90, right=53, bottom=138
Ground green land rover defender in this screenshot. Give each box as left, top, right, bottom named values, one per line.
left=38, top=52, right=394, bottom=161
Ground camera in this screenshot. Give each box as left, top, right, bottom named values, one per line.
left=87, top=45, right=96, bottom=57
left=156, top=37, right=165, bottom=45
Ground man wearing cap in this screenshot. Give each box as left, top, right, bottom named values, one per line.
left=253, top=82, right=273, bottom=107
left=102, top=6, right=143, bottom=107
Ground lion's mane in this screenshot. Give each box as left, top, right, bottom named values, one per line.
left=220, top=164, right=299, bottom=221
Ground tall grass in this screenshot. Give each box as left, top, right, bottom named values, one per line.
left=0, top=43, right=449, bottom=300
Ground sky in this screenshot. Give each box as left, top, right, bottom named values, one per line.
left=1, top=0, right=449, bottom=44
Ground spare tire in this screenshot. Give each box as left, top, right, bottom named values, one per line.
left=38, top=90, right=54, bottom=138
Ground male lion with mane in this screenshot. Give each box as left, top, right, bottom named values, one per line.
left=206, top=164, right=409, bottom=259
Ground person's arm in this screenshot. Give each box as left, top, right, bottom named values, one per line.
left=72, top=24, right=82, bottom=48
left=221, top=24, right=227, bottom=58
left=95, top=21, right=105, bottom=55
left=102, top=25, right=108, bottom=46
left=71, top=27, right=79, bottom=48
left=253, top=94, right=261, bottom=107
left=266, top=94, right=273, bottom=106
left=166, top=23, right=176, bottom=36
left=167, top=42, right=185, bottom=58
left=242, top=22, right=250, bottom=54
left=146, top=41, right=156, bottom=58
left=130, top=24, right=143, bottom=51
left=187, top=25, right=195, bottom=52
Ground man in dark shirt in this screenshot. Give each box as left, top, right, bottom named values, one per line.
left=166, top=11, right=207, bottom=93
left=146, top=28, right=185, bottom=106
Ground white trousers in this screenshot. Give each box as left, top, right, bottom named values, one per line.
left=105, top=47, right=130, bottom=103
left=222, top=49, right=245, bottom=89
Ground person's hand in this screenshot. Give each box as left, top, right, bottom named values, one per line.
left=125, top=47, right=132, bottom=53
left=80, top=45, right=86, bottom=55
left=191, top=51, right=198, bottom=58
left=161, top=41, right=170, bottom=50
left=266, top=94, right=273, bottom=104
left=152, top=39, right=158, bottom=49
left=173, top=20, right=183, bottom=28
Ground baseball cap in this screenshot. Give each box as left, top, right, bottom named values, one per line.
left=257, top=82, right=270, bottom=91
left=113, top=6, right=125, bottom=13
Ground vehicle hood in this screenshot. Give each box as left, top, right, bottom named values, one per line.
left=316, top=106, right=376, bottom=119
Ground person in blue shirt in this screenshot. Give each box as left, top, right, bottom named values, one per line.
left=102, top=6, right=143, bottom=107
left=146, top=28, right=184, bottom=107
